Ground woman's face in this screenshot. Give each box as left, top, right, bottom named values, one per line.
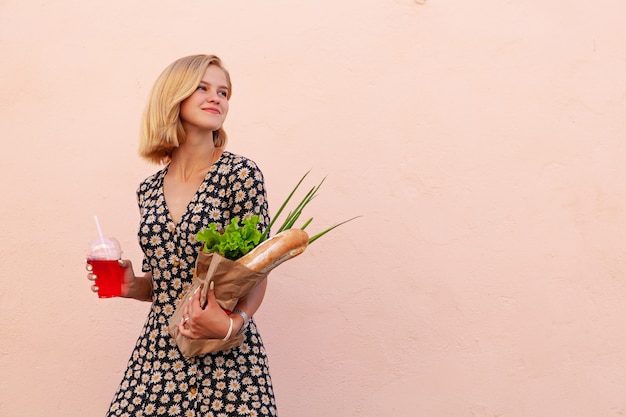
left=180, top=65, right=230, bottom=134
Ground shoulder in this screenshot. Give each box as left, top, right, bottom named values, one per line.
left=219, top=151, right=262, bottom=169
left=218, top=151, right=265, bottom=178
left=136, top=166, right=167, bottom=196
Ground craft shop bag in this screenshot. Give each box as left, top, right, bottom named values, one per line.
left=168, top=252, right=268, bottom=358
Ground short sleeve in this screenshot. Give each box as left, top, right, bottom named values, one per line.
left=227, top=157, right=270, bottom=232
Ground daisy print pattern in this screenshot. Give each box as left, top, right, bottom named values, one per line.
left=106, top=151, right=277, bottom=416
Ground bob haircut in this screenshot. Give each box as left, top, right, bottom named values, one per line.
left=139, top=54, right=232, bottom=165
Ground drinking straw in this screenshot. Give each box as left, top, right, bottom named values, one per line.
left=94, top=215, right=111, bottom=258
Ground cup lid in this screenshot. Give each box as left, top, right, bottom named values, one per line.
left=88, top=237, right=122, bottom=260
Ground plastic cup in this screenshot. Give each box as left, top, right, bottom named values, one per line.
left=87, top=237, right=123, bottom=298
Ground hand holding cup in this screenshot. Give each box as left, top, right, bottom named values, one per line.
left=86, top=237, right=124, bottom=298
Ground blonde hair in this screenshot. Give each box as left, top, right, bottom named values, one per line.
left=138, top=54, right=232, bottom=164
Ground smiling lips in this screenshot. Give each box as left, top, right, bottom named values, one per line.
left=202, top=107, right=220, bottom=114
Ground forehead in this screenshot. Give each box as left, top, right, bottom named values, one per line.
left=201, top=65, right=229, bottom=86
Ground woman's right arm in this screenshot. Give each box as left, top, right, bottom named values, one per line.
left=87, top=260, right=153, bottom=302
left=119, top=260, right=153, bottom=301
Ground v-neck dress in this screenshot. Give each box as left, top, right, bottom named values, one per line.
left=106, top=151, right=277, bottom=416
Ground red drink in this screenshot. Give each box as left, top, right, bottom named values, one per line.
left=88, top=258, right=124, bottom=298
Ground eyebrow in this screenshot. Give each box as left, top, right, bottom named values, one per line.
left=199, top=80, right=229, bottom=91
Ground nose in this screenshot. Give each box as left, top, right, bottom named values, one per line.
left=206, top=89, right=221, bottom=103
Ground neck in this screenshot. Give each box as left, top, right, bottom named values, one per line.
left=169, top=135, right=221, bottom=181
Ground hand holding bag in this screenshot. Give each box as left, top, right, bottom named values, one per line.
left=168, top=251, right=268, bottom=358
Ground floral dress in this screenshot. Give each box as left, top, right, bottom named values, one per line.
left=106, top=151, right=277, bottom=417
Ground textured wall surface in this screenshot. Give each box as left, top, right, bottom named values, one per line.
left=2, top=0, right=626, bottom=416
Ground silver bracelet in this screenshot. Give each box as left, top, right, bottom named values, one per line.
left=232, top=309, right=249, bottom=335
left=223, top=317, right=234, bottom=341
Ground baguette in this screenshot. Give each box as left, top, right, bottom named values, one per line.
left=237, top=228, right=309, bottom=274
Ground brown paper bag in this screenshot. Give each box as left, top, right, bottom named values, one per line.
left=168, top=252, right=268, bottom=357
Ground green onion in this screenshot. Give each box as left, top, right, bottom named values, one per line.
left=264, top=172, right=360, bottom=244
left=307, top=216, right=362, bottom=244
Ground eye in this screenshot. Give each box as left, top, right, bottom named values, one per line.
left=196, top=85, right=207, bottom=91
left=218, top=90, right=228, bottom=98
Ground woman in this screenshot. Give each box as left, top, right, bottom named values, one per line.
left=88, top=54, right=278, bottom=416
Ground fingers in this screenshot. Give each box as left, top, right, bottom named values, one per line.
left=206, top=281, right=216, bottom=300
left=181, top=304, right=191, bottom=326
left=188, top=286, right=201, bottom=311
left=86, top=261, right=99, bottom=293
left=179, top=288, right=199, bottom=330
left=179, top=316, right=190, bottom=337
left=178, top=283, right=211, bottom=338
left=179, top=305, right=195, bottom=338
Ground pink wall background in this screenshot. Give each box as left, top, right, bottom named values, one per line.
left=2, top=0, right=626, bottom=416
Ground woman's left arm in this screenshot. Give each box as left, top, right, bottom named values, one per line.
left=229, top=158, right=271, bottom=334
left=179, top=157, right=271, bottom=340
left=230, top=277, right=268, bottom=334
left=177, top=277, right=268, bottom=340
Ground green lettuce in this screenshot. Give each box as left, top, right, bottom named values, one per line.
left=196, top=216, right=263, bottom=260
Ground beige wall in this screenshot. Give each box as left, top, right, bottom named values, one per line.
left=2, top=0, right=626, bottom=416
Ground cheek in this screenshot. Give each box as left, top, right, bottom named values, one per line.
left=179, top=100, right=192, bottom=118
